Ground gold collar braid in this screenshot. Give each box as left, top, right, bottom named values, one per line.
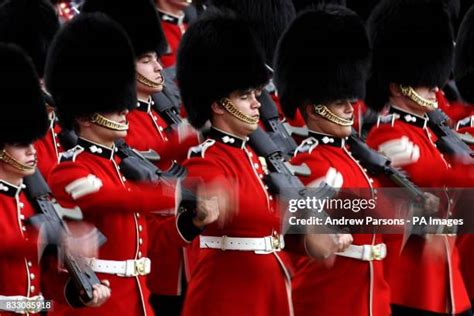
left=313, top=104, right=354, bottom=126
left=219, top=98, right=259, bottom=125
left=399, top=85, right=438, bottom=111
left=137, top=72, right=165, bottom=89
left=0, top=150, right=35, bottom=172
left=90, top=113, right=129, bottom=131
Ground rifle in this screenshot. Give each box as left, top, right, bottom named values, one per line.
left=115, top=139, right=186, bottom=182
left=257, top=90, right=298, bottom=157
left=345, top=131, right=452, bottom=236
left=25, top=170, right=105, bottom=303
left=427, top=109, right=474, bottom=160
left=152, top=66, right=183, bottom=129
left=347, top=131, right=426, bottom=203
left=248, top=127, right=337, bottom=233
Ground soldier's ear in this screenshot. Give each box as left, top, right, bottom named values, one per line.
left=76, top=116, right=92, bottom=129
left=388, top=83, right=402, bottom=97
left=211, top=101, right=225, bottom=116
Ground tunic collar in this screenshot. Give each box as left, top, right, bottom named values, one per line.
left=77, top=137, right=116, bottom=160
left=209, top=127, right=248, bottom=149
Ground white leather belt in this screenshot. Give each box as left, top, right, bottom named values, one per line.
left=336, top=243, right=387, bottom=261
left=85, top=257, right=151, bottom=277
left=0, top=295, right=45, bottom=314
left=200, top=233, right=285, bottom=254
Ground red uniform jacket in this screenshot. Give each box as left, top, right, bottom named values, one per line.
left=0, top=180, right=42, bottom=315
left=180, top=128, right=293, bottom=316
left=125, top=99, right=198, bottom=296
left=125, top=99, right=197, bottom=170
left=47, top=137, right=178, bottom=316
left=366, top=106, right=471, bottom=314
left=453, top=115, right=474, bottom=301
left=158, top=10, right=187, bottom=68
left=437, top=90, right=472, bottom=123
left=35, top=113, right=63, bottom=180
left=289, top=131, right=391, bottom=316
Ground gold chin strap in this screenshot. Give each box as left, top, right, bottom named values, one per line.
left=399, top=85, right=438, bottom=111
left=0, top=150, right=35, bottom=172
left=90, top=113, right=129, bottom=131
left=136, top=72, right=165, bottom=89
left=219, top=98, right=259, bottom=125
left=313, top=104, right=354, bottom=126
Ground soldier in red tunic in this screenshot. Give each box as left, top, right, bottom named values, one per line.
left=208, top=0, right=306, bottom=130
left=80, top=1, right=199, bottom=314
left=453, top=5, right=474, bottom=309
left=365, top=0, right=471, bottom=314
left=0, top=43, right=111, bottom=315
left=176, top=8, right=349, bottom=315
left=43, top=13, right=213, bottom=316
left=274, top=6, right=391, bottom=315
left=0, top=0, right=63, bottom=180
left=455, top=6, right=474, bottom=151
left=177, top=10, right=295, bottom=316
left=155, top=0, right=191, bottom=68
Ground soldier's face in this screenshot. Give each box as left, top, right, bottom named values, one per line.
left=225, top=88, right=262, bottom=137
left=405, top=86, right=439, bottom=112
left=136, top=52, right=164, bottom=95
left=91, top=110, right=129, bottom=142
left=0, top=143, right=37, bottom=177
left=315, top=100, right=354, bottom=138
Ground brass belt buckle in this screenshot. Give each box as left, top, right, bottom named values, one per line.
left=134, top=259, right=146, bottom=276
left=371, top=245, right=382, bottom=261
left=271, top=232, right=281, bottom=250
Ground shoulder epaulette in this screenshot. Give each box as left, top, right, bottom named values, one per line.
left=187, top=139, right=216, bottom=158
left=59, top=145, right=84, bottom=162
left=294, top=137, right=319, bottom=156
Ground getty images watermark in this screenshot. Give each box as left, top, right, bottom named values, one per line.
left=284, top=188, right=469, bottom=234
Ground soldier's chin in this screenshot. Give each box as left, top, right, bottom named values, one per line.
left=249, top=121, right=259, bottom=129
left=114, top=129, right=128, bottom=139
left=22, top=166, right=36, bottom=176
left=336, top=126, right=352, bottom=138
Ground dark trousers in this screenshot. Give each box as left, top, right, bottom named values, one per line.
left=149, top=293, right=184, bottom=316
left=149, top=268, right=187, bottom=316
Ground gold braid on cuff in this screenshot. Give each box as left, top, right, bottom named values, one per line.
left=0, top=150, right=35, bottom=172
left=90, top=113, right=129, bottom=131
left=137, top=72, right=164, bottom=89
left=399, top=85, right=438, bottom=110
left=313, top=104, right=354, bottom=126
left=219, top=98, right=259, bottom=125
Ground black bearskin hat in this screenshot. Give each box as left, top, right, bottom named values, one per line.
left=0, top=0, right=59, bottom=78
left=274, top=5, right=370, bottom=119
left=45, top=13, right=136, bottom=130
left=366, top=0, right=454, bottom=111
left=455, top=5, right=474, bottom=103
left=81, top=0, right=167, bottom=57
left=0, top=43, right=48, bottom=146
left=209, top=0, right=296, bottom=64
left=176, top=9, right=269, bottom=129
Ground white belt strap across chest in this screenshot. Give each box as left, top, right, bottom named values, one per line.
left=200, top=234, right=285, bottom=254
left=336, top=243, right=387, bottom=261
left=85, top=257, right=151, bottom=277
